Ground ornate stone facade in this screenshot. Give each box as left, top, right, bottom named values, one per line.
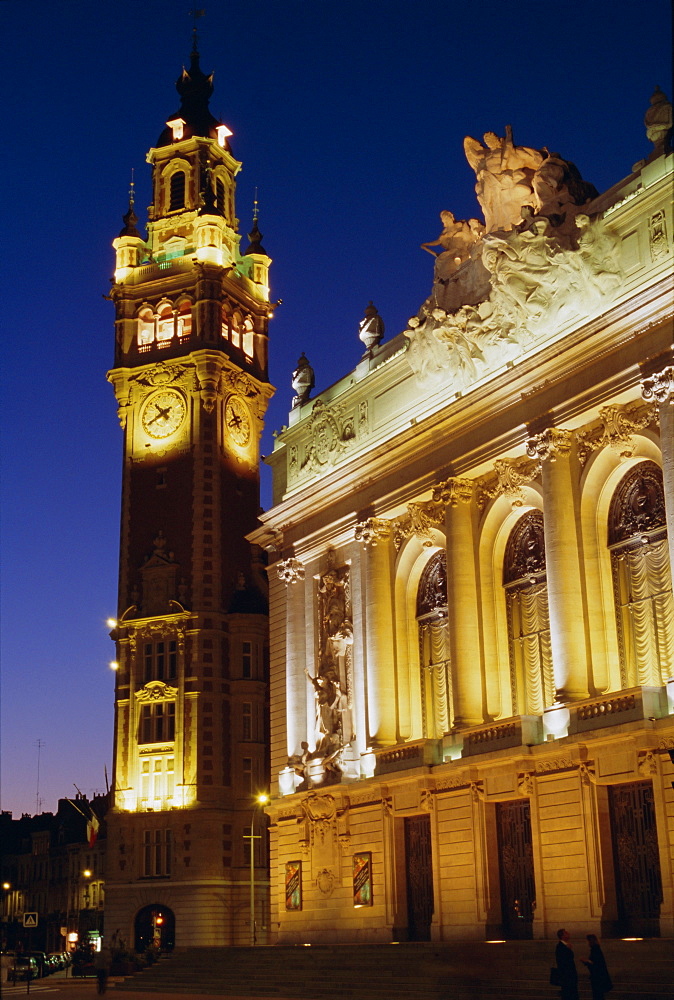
left=254, top=102, right=674, bottom=946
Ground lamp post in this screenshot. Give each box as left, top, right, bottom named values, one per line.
left=245, top=793, right=269, bottom=947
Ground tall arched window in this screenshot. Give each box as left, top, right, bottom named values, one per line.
left=504, top=511, right=554, bottom=715
left=416, top=552, right=451, bottom=738
left=609, top=461, right=673, bottom=687
left=216, top=178, right=226, bottom=216
left=169, top=171, right=186, bottom=211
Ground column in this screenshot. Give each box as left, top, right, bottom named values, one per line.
left=432, top=477, right=483, bottom=726
left=642, top=365, right=674, bottom=573
left=276, top=557, right=307, bottom=758
left=355, top=518, right=397, bottom=745
left=527, top=428, right=589, bottom=701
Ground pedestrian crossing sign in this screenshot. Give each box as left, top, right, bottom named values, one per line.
left=23, top=912, right=38, bottom=927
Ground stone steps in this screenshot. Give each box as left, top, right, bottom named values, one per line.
left=112, top=941, right=674, bottom=999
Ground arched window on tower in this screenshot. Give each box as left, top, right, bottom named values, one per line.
left=242, top=315, right=254, bottom=359
left=137, top=307, right=155, bottom=350
left=416, top=551, right=451, bottom=738
left=503, top=510, right=554, bottom=715
left=156, top=303, right=174, bottom=345
left=216, top=178, right=226, bottom=216
left=609, top=461, right=673, bottom=688
left=177, top=300, right=192, bottom=340
left=231, top=310, right=243, bottom=350
left=169, top=171, right=186, bottom=212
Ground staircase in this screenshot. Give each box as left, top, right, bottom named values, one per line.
left=112, top=940, right=674, bottom=1000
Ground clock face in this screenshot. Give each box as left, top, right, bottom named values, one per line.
left=141, top=389, right=186, bottom=439
left=225, top=395, right=251, bottom=446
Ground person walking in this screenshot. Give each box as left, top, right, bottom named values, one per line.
left=582, top=933, right=613, bottom=999
left=93, top=945, right=112, bottom=995
left=555, top=928, right=580, bottom=1000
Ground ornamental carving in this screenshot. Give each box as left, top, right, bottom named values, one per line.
left=301, top=400, right=356, bottom=473
left=478, top=458, right=540, bottom=507
left=648, top=210, right=669, bottom=261
left=276, top=557, right=305, bottom=585
left=301, top=793, right=336, bottom=845
left=300, top=555, right=354, bottom=782
left=416, top=551, right=447, bottom=618
left=354, top=517, right=392, bottom=546
left=405, top=204, right=621, bottom=392
left=393, top=501, right=445, bottom=549
left=131, top=362, right=191, bottom=389
left=433, top=476, right=473, bottom=507
left=608, top=462, right=667, bottom=545
left=641, top=366, right=674, bottom=405
left=135, top=681, right=178, bottom=702
left=526, top=427, right=574, bottom=463
left=504, top=510, right=546, bottom=584
left=316, top=868, right=337, bottom=896
left=576, top=402, right=658, bottom=464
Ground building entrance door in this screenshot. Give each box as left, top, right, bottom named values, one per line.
left=496, top=799, right=535, bottom=939
left=609, top=781, right=663, bottom=936
left=404, top=814, right=434, bottom=941
left=134, top=904, right=175, bottom=953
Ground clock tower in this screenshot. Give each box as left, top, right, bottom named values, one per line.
left=105, top=40, right=273, bottom=948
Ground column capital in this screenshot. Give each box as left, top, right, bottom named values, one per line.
left=526, top=427, right=574, bottom=462
left=432, top=476, right=473, bottom=507
left=276, top=557, right=305, bottom=586
left=641, top=365, right=674, bottom=405
left=354, top=517, right=392, bottom=546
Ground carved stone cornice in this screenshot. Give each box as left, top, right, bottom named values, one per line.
left=276, top=557, right=306, bottom=586
left=354, top=517, right=392, bottom=546
left=135, top=681, right=179, bottom=702
left=525, top=427, right=574, bottom=462
left=576, top=401, right=658, bottom=464
left=478, top=458, right=540, bottom=507
left=392, top=501, right=444, bottom=549
left=432, top=476, right=474, bottom=507
left=641, top=365, right=674, bottom=405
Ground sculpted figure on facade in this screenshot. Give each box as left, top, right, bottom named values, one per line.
left=421, top=211, right=485, bottom=274
left=463, top=126, right=544, bottom=233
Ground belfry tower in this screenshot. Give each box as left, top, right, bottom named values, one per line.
left=105, top=40, right=273, bottom=948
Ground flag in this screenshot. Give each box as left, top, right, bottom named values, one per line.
left=87, top=811, right=100, bottom=848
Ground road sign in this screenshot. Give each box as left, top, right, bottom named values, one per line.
left=23, top=912, right=38, bottom=927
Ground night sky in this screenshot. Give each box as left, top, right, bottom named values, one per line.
left=1, top=0, right=671, bottom=818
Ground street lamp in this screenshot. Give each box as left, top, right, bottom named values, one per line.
left=245, top=793, right=269, bottom=947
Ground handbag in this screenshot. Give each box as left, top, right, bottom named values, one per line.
left=550, top=966, right=561, bottom=986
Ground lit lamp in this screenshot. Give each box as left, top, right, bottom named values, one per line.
left=245, top=793, right=269, bottom=946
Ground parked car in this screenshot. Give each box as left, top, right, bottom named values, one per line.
left=8, top=957, right=39, bottom=982
left=47, top=952, right=63, bottom=972
left=29, top=951, right=49, bottom=976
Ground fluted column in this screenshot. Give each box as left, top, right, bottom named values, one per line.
left=642, top=365, right=674, bottom=574
left=355, top=518, right=397, bottom=745
left=432, top=477, right=483, bottom=726
left=276, top=557, right=307, bottom=757
left=526, top=428, right=589, bottom=701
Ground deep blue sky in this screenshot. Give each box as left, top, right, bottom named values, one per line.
left=1, top=0, right=671, bottom=818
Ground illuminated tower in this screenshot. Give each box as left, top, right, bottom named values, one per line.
left=105, top=41, right=273, bottom=948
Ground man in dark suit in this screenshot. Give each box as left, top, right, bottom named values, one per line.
left=555, top=928, right=580, bottom=1000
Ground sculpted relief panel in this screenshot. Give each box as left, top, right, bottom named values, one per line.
left=405, top=126, right=624, bottom=391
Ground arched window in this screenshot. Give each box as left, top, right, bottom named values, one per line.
left=169, top=171, right=186, bottom=212
left=156, top=304, right=174, bottom=344
left=503, top=510, right=554, bottom=715
left=242, top=315, right=254, bottom=359
left=216, top=178, right=226, bottom=216
left=137, top=307, right=155, bottom=349
left=177, top=301, right=192, bottom=340
left=609, top=461, right=673, bottom=687
left=416, top=551, right=451, bottom=738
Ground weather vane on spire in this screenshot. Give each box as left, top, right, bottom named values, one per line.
left=253, top=187, right=260, bottom=224
left=129, top=167, right=135, bottom=208
left=189, top=8, right=206, bottom=54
